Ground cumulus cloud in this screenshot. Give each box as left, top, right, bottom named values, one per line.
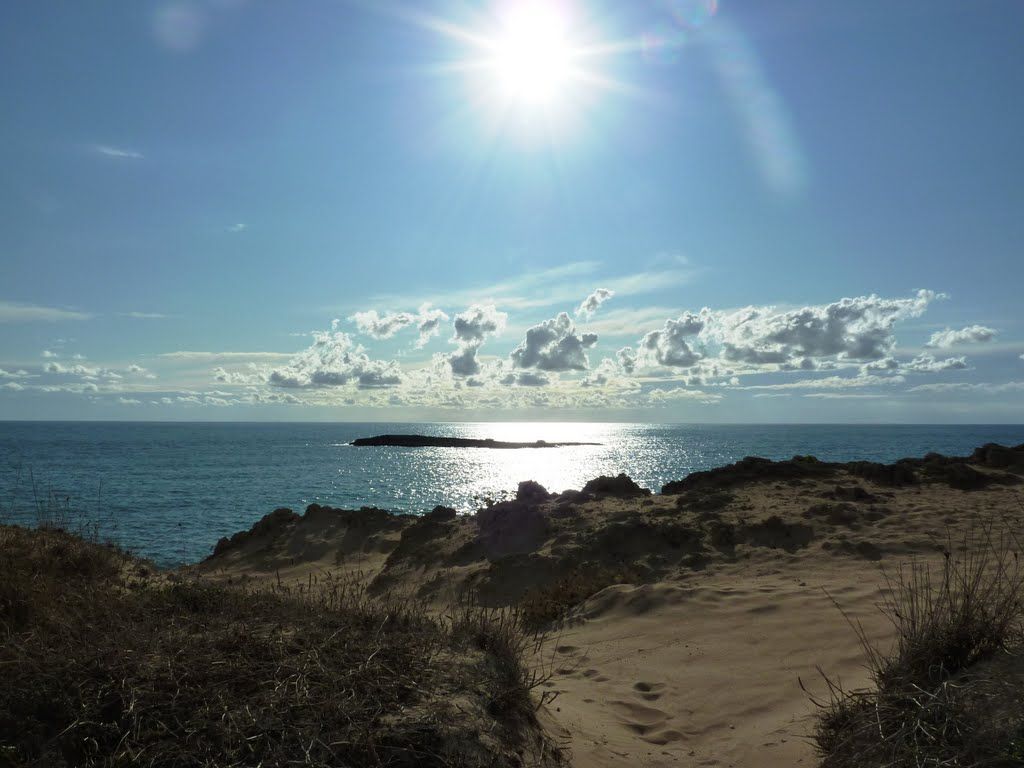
left=268, top=330, right=402, bottom=389
left=351, top=304, right=450, bottom=349
left=616, top=347, right=638, bottom=375
left=926, top=325, right=997, bottom=348
left=713, top=290, right=941, bottom=367
left=446, top=304, right=507, bottom=377
left=640, top=312, right=706, bottom=368
left=415, top=305, right=449, bottom=348
left=501, top=372, right=550, bottom=387
left=646, top=387, right=723, bottom=405
left=350, top=310, right=417, bottom=339
left=904, top=354, right=968, bottom=373
left=860, top=354, right=967, bottom=374
left=575, top=288, right=615, bottom=319
left=510, top=312, right=597, bottom=374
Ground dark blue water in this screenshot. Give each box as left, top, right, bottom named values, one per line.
left=2, top=422, right=1021, bottom=567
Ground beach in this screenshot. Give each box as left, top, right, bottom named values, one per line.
left=191, top=442, right=1024, bottom=766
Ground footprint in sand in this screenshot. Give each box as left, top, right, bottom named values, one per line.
left=608, top=699, right=674, bottom=741
left=632, top=681, right=666, bottom=701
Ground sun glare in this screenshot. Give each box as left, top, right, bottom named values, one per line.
left=490, top=4, right=573, bottom=107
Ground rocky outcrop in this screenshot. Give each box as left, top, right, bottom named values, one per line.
left=351, top=434, right=600, bottom=448
left=581, top=473, right=651, bottom=498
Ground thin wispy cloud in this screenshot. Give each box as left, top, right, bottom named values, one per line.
left=367, top=261, right=694, bottom=315
left=227, top=223, right=247, bottom=233
left=119, top=312, right=170, bottom=319
left=157, top=351, right=294, bottom=363
left=0, top=300, right=93, bottom=323
left=93, top=144, right=144, bottom=160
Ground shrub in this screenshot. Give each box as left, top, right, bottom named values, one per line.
left=811, top=523, right=1024, bottom=767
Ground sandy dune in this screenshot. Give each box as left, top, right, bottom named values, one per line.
left=195, top=445, right=1024, bottom=767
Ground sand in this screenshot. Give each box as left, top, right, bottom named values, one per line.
left=194, top=448, right=1024, bottom=767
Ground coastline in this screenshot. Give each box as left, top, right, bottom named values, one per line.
left=194, top=442, right=1024, bottom=767
left=4, top=442, right=1023, bottom=767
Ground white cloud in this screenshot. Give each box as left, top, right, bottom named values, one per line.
left=926, top=325, right=997, bottom=348
left=907, top=381, right=1024, bottom=395
left=350, top=310, right=417, bottom=339
left=41, top=350, right=58, bottom=358
left=228, top=223, right=247, bottom=233
left=904, top=354, right=968, bottom=373
left=415, top=304, right=449, bottom=348
left=93, top=144, right=144, bottom=160
left=640, top=312, right=707, bottom=368
left=741, top=374, right=905, bottom=391
left=158, top=351, right=293, bottom=362
left=803, top=393, right=889, bottom=400
left=501, top=372, right=550, bottom=387
left=0, top=301, right=93, bottom=323
left=714, top=290, right=941, bottom=367
left=350, top=304, right=450, bottom=348
left=371, top=260, right=693, bottom=313
left=267, top=330, right=402, bottom=389
left=616, top=346, right=638, bottom=375
left=510, top=312, right=597, bottom=373
left=118, top=397, right=143, bottom=405
left=447, top=304, right=507, bottom=377
left=576, top=288, right=615, bottom=319
left=646, top=387, right=723, bottom=405
left=120, top=311, right=169, bottom=319
left=861, top=354, right=968, bottom=374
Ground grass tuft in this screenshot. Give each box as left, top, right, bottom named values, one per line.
left=810, top=522, right=1024, bottom=767
left=0, top=524, right=563, bottom=768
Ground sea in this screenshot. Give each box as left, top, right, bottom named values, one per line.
left=1, top=421, right=1022, bottom=568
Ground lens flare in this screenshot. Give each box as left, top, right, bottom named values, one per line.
left=669, top=0, right=719, bottom=29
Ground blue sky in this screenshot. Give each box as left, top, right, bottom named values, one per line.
left=1, top=0, right=1022, bottom=422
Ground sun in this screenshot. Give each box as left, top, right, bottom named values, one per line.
left=489, top=3, right=574, bottom=107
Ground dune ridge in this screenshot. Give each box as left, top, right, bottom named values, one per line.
left=199, top=443, right=1024, bottom=767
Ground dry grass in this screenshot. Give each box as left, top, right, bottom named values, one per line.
left=0, top=524, right=563, bottom=768
left=517, top=564, right=640, bottom=631
left=810, top=522, right=1024, bottom=767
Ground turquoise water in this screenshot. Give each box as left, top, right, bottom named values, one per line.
left=2, top=421, right=1022, bottom=567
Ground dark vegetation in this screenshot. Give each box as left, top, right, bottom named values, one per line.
left=810, top=524, right=1024, bottom=767
left=0, top=524, right=562, bottom=768
left=661, top=443, right=1024, bottom=495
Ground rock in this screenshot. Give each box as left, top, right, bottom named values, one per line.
left=516, top=480, right=552, bottom=504
left=581, top=473, right=651, bottom=498
left=211, top=507, right=298, bottom=557
left=476, top=500, right=549, bottom=559
left=425, top=505, right=458, bottom=522
left=845, top=461, right=917, bottom=487
left=662, top=455, right=833, bottom=495
left=971, top=443, right=1024, bottom=470
left=676, top=490, right=735, bottom=512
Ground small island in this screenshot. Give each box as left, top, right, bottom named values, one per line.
left=350, top=434, right=601, bottom=448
